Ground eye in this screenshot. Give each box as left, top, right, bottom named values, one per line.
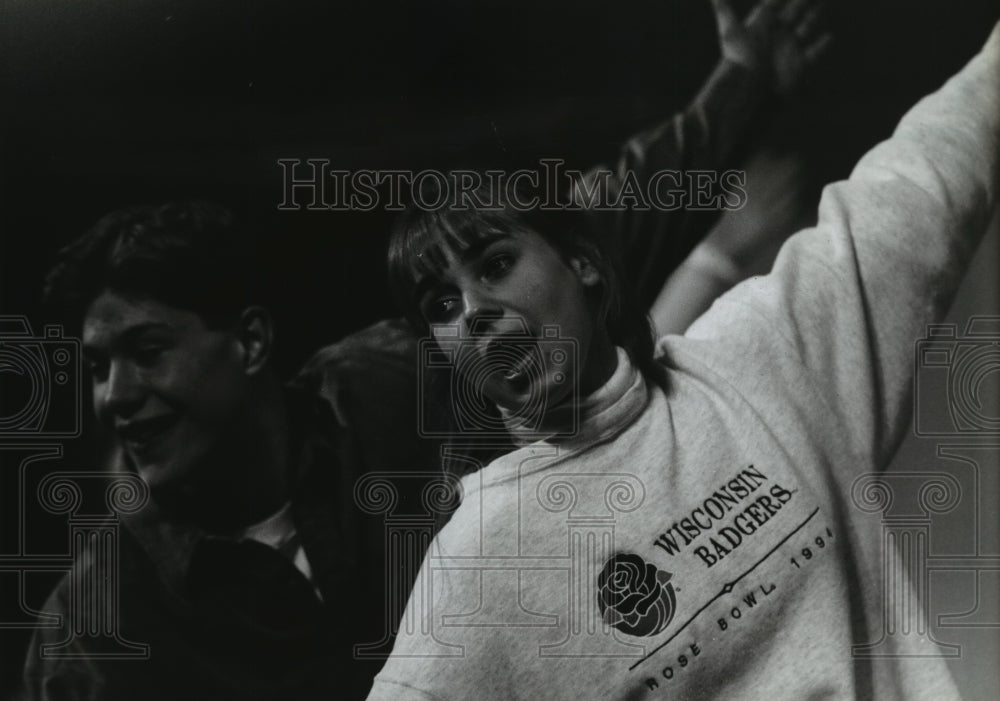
left=86, top=358, right=109, bottom=382
left=482, top=252, right=515, bottom=281
left=423, top=295, right=460, bottom=323
left=132, top=342, right=167, bottom=367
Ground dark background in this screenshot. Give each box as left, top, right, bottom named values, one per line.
left=2, top=0, right=995, bottom=370
left=1, top=0, right=997, bottom=696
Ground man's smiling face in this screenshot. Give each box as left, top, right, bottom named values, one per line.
left=82, top=289, right=251, bottom=497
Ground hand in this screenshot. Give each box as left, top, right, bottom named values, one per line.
left=712, top=0, right=832, bottom=95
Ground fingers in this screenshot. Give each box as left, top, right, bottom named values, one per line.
left=779, top=0, right=831, bottom=65
left=795, top=5, right=824, bottom=40
left=710, top=0, right=739, bottom=34
left=758, top=0, right=787, bottom=13
left=747, top=0, right=785, bottom=27
left=780, top=0, right=813, bottom=25
left=785, top=0, right=831, bottom=62
left=803, top=32, right=834, bottom=65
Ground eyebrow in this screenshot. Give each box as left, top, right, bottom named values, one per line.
left=82, top=322, right=172, bottom=356
left=454, top=233, right=510, bottom=264
left=411, top=233, right=513, bottom=303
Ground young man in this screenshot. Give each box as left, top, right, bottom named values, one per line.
left=21, top=202, right=410, bottom=700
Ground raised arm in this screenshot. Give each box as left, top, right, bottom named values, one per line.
left=576, top=0, right=830, bottom=308
left=686, top=20, right=1000, bottom=468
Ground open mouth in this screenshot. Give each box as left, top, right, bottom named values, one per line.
left=116, top=414, right=179, bottom=454
left=485, top=339, right=538, bottom=389
left=502, top=352, right=531, bottom=381
left=503, top=367, right=524, bottom=381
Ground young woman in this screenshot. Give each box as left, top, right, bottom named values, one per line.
left=368, top=20, right=1000, bottom=701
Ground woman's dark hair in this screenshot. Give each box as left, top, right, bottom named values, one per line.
left=43, top=201, right=259, bottom=332
left=387, top=179, right=666, bottom=390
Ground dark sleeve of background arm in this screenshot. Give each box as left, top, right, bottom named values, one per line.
left=575, top=59, right=769, bottom=307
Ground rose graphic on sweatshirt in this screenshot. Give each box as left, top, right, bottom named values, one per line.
left=597, top=553, right=676, bottom=637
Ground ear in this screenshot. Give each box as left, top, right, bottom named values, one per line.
left=235, top=306, right=274, bottom=375
left=569, top=255, right=602, bottom=287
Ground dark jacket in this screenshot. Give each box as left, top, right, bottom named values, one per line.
left=21, top=380, right=423, bottom=701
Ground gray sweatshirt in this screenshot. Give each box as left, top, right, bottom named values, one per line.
left=369, top=21, right=1000, bottom=701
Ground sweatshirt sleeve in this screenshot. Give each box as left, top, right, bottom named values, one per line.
left=685, top=21, right=1000, bottom=468
left=367, top=679, right=450, bottom=701
left=575, top=59, right=769, bottom=308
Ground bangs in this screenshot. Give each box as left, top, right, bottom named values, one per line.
left=387, top=206, right=523, bottom=323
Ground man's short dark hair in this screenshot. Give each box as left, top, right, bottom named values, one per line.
left=44, top=201, right=262, bottom=331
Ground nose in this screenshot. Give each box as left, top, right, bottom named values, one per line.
left=461, top=289, right=503, bottom=337
left=94, top=360, right=144, bottom=423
